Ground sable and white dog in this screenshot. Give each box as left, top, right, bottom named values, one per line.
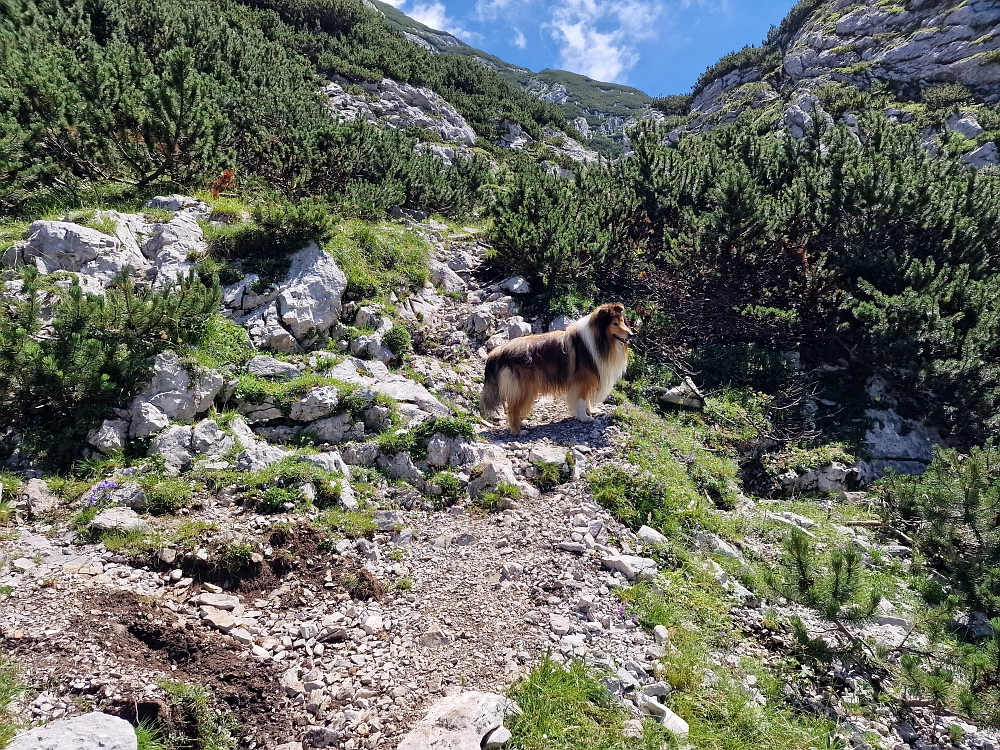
left=480, top=303, right=633, bottom=434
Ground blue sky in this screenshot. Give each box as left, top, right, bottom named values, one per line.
left=382, top=0, right=796, bottom=96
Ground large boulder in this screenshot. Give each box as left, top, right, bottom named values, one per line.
left=18, top=478, right=61, bottom=517
left=233, top=244, right=346, bottom=352
left=2, top=220, right=147, bottom=290
left=8, top=711, right=137, bottom=750
left=397, top=692, right=520, bottom=750
left=289, top=386, right=340, bottom=422
left=145, top=213, right=203, bottom=288
left=861, top=408, right=941, bottom=481
left=132, top=352, right=223, bottom=427
left=277, top=243, right=347, bottom=341
left=149, top=425, right=195, bottom=475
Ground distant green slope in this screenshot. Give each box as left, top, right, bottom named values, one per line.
left=368, top=0, right=654, bottom=147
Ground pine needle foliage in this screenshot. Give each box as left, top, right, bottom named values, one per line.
left=0, top=268, right=221, bottom=465
left=875, top=444, right=1000, bottom=616
left=488, top=118, right=1000, bottom=440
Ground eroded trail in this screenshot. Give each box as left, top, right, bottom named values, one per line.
left=0, top=222, right=675, bottom=749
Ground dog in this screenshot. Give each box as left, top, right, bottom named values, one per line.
left=480, top=303, right=633, bottom=435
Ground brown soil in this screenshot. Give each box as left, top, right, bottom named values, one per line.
left=2, top=588, right=289, bottom=747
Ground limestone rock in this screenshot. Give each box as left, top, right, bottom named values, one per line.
left=89, top=507, right=150, bottom=534
left=637, top=525, right=667, bottom=545
left=500, top=276, right=531, bottom=294
left=8, top=711, right=137, bottom=750
left=323, top=77, right=477, bottom=146
left=247, top=355, right=302, bottom=380
left=601, top=554, right=658, bottom=581
left=3, top=220, right=145, bottom=291
left=129, top=401, right=170, bottom=439
left=145, top=194, right=209, bottom=214
left=147, top=213, right=203, bottom=288
left=656, top=377, right=705, bottom=409
left=87, top=419, right=129, bottom=455
left=962, top=141, right=999, bottom=168
left=235, top=443, right=291, bottom=472
left=289, top=386, right=340, bottom=422
left=19, top=478, right=61, bottom=517
left=135, top=352, right=223, bottom=423
left=191, top=419, right=233, bottom=456
left=299, top=451, right=350, bottom=475
left=277, top=243, right=347, bottom=341
left=149, top=425, right=194, bottom=476
left=506, top=317, right=532, bottom=340
left=430, top=260, right=467, bottom=293
left=548, top=314, right=572, bottom=332
left=397, top=691, right=520, bottom=750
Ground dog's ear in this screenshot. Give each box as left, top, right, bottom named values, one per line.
left=593, top=306, right=613, bottom=325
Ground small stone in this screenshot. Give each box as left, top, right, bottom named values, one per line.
left=483, top=725, right=512, bottom=749
left=362, top=615, right=384, bottom=635
left=195, top=592, right=240, bottom=611
left=203, top=609, right=236, bottom=633
left=637, top=525, right=667, bottom=545
left=230, top=628, right=253, bottom=645
left=653, top=625, right=669, bottom=645
left=550, top=613, right=571, bottom=636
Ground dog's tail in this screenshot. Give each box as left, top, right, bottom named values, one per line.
left=480, top=357, right=505, bottom=418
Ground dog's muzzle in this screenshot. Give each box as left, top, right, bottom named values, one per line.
left=613, top=334, right=630, bottom=345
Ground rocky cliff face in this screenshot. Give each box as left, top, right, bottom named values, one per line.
left=685, top=0, right=1000, bottom=167
left=693, top=0, right=1000, bottom=115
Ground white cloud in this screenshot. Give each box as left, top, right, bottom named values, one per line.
left=547, top=0, right=661, bottom=83
left=380, top=0, right=407, bottom=7
left=475, top=0, right=518, bottom=21
left=512, top=27, right=527, bottom=48
left=409, top=1, right=479, bottom=42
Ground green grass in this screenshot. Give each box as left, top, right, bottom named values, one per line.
left=0, top=218, right=31, bottom=257
left=472, top=479, right=521, bottom=512
left=0, top=656, right=23, bottom=747
left=139, top=475, right=195, bottom=515
left=325, top=221, right=430, bottom=302
left=533, top=459, right=568, bottom=490
left=618, top=573, right=840, bottom=750
left=156, top=680, right=237, bottom=750
left=196, top=457, right=343, bottom=513
left=315, top=507, right=376, bottom=538
left=601, top=404, right=741, bottom=521
left=187, top=315, right=254, bottom=371
left=136, top=718, right=168, bottom=750
left=99, top=527, right=160, bottom=554
left=507, top=656, right=669, bottom=749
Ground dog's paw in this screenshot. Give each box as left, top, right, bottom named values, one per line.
left=577, top=413, right=595, bottom=424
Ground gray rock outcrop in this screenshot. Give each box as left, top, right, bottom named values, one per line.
left=8, top=711, right=137, bottom=750
left=397, top=691, right=520, bottom=750
left=229, top=243, right=347, bottom=352
left=323, top=77, right=477, bottom=146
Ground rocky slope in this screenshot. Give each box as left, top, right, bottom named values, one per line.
left=1, top=198, right=998, bottom=750
left=367, top=0, right=658, bottom=153
left=685, top=0, right=1000, bottom=166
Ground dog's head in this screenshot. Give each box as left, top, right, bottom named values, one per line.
left=593, top=303, right=633, bottom=346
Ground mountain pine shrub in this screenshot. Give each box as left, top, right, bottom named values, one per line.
left=0, top=268, right=221, bottom=465
left=874, top=444, right=1000, bottom=616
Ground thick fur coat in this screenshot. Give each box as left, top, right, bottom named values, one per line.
left=480, top=303, right=633, bottom=434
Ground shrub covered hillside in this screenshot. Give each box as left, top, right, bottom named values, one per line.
left=0, top=0, right=564, bottom=216
left=488, top=116, right=1000, bottom=445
